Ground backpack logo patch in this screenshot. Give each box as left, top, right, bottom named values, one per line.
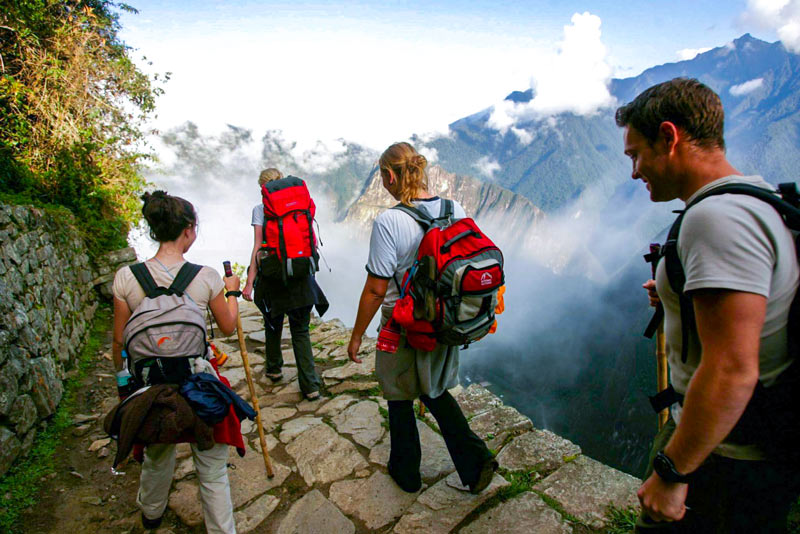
left=480, top=272, right=493, bottom=286
left=157, top=336, right=171, bottom=347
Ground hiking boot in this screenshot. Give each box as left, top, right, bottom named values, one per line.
left=141, top=512, right=163, bottom=530
left=469, top=458, right=498, bottom=494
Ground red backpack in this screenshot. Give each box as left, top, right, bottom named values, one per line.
left=389, top=200, right=505, bottom=351
left=259, top=176, right=318, bottom=282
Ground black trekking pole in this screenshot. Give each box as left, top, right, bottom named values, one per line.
left=644, top=244, right=669, bottom=430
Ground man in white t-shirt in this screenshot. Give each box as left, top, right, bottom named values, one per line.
left=616, top=78, right=799, bottom=532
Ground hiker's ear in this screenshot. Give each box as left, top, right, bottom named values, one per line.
left=658, top=121, right=680, bottom=154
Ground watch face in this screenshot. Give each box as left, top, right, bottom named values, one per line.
left=654, top=452, right=685, bottom=483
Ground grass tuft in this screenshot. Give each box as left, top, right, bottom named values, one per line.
left=495, top=468, right=538, bottom=502
left=603, top=504, right=638, bottom=534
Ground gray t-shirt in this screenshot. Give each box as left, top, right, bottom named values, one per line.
left=366, top=197, right=467, bottom=319
left=656, top=175, right=799, bottom=457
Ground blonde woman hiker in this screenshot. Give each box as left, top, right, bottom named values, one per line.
left=242, top=168, right=328, bottom=401
left=347, top=142, right=497, bottom=494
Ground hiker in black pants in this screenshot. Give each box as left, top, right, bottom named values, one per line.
left=347, top=142, right=497, bottom=494
left=242, top=168, right=326, bottom=401
left=616, top=78, right=800, bottom=533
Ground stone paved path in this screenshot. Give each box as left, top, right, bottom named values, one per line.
left=18, top=301, right=640, bottom=534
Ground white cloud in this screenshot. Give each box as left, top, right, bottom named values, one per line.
left=474, top=156, right=501, bottom=178
left=511, top=126, right=535, bottom=145
left=418, top=145, right=439, bottom=164
left=676, top=47, right=712, bottom=60
left=741, top=0, right=800, bottom=52
left=487, top=12, right=614, bottom=134
left=730, top=77, right=765, bottom=95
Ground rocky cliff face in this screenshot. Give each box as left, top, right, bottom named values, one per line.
left=343, top=165, right=544, bottom=238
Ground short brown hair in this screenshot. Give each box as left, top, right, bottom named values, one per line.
left=615, top=77, right=725, bottom=150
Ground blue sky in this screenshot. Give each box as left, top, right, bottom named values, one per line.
left=118, top=1, right=793, bottom=150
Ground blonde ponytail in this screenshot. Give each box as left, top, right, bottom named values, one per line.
left=379, top=142, right=428, bottom=206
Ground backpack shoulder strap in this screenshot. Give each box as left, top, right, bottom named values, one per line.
left=439, top=199, right=454, bottom=221
left=129, top=263, right=160, bottom=298
left=169, top=262, right=203, bottom=295
left=664, top=182, right=800, bottom=363
left=688, top=183, right=800, bottom=230
left=391, top=203, right=434, bottom=231
left=662, top=211, right=694, bottom=364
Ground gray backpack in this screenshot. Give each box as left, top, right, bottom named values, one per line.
left=123, top=262, right=208, bottom=385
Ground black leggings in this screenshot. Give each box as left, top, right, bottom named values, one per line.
left=387, top=390, right=492, bottom=491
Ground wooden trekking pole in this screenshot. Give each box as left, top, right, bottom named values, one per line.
left=648, top=245, right=669, bottom=430
left=224, top=262, right=274, bottom=478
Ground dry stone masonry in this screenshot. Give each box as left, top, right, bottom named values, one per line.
left=0, top=203, right=136, bottom=477
left=158, top=301, right=641, bottom=533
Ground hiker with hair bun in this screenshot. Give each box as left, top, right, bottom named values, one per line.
left=242, top=168, right=327, bottom=401
left=111, top=190, right=241, bottom=533
left=347, top=142, right=498, bottom=494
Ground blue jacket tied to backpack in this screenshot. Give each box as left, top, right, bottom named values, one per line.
left=180, top=373, right=256, bottom=425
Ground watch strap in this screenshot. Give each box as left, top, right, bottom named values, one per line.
left=225, top=290, right=242, bottom=298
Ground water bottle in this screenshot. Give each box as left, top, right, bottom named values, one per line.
left=116, top=350, right=135, bottom=398
left=376, top=318, right=401, bottom=354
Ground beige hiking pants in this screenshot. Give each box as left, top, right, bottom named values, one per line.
left=137, top=443, right=236, bottom=534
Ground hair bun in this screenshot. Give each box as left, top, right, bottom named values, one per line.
left=410, top=154, right=427, bottom=169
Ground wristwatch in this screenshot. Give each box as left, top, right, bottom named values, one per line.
left=225, top=290, right=242, bottom=298
left=653, top=451, right=691, bottom=484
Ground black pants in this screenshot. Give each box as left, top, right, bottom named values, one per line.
left=388, top=391, right=492, bottom=491
left=264, top=305, right=321, bottom=396
left=636, top=418, right=800, bottom=533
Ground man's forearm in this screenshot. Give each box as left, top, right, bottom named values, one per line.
left=664, top=360, right=757, bottom=474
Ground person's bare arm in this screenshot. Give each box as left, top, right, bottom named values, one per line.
left=243, top=225, right=261, bottom=301
left=664, top=289, right=764, bottom=471
left=638, top=289, right=765, bottom=521
left=208, top=275, right=241, bottom=336
left=347, top=275, right=389, bottom=363
left=112, top=297, right=132, bottom=372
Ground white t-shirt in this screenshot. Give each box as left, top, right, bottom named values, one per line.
left=656, top=175, right=799, bottom=458
left=112, top=260, right=225, bottom=312
left=365, top=197, right=467, bottom=318
left=251, top=204, right=264, bottom=227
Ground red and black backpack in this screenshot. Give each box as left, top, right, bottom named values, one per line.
left=259, top=176, right=319, bottom=283
left=391, top=199, right=505, bottom=350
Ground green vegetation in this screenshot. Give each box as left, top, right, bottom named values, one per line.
left=603, top=505, right=638, bottom=534
left=495, top=468, right=539, bottom=501
left=534, top=490, right=583, bottom=524
left=378, top=405, right=390, bottom=430
left=0, top=1, right=164, bottom=257
left=0, top=304, right=111, bottom=534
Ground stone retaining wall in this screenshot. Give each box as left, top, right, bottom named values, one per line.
left=0, top=203, right=136, bottom=477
